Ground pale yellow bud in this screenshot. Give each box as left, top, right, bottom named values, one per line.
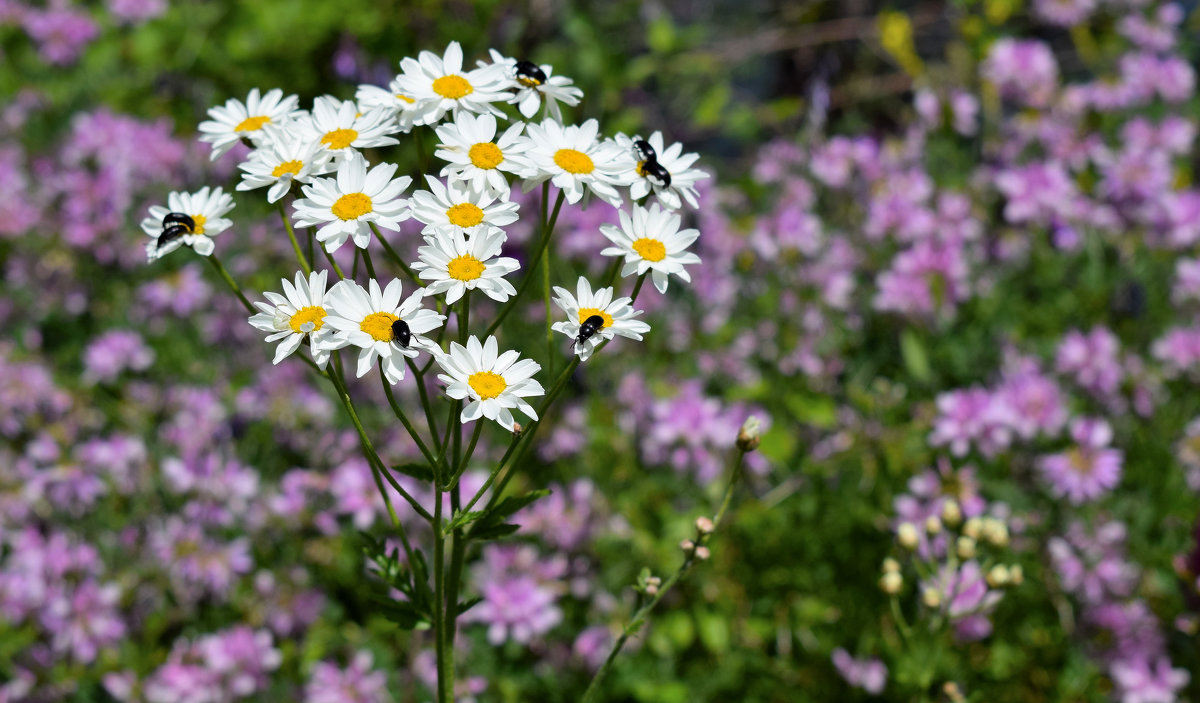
left=880, top=571, right=903, bottom=594
left=941, top=499, right=962, bottom=526
left=882, top=557, right=901, bottom=574
left=1009, top=564, right=1024, bottom=585
left=897, top=522, right=919, bottom=549
left=924, top=516, right=943, bottom=535
left=987, top=564, right=1010, bottom=587
left=956, top=536, right=977, bottom=559
left=922, top=586, right=941, bottom=608
left=963, top=517, right=983, bottom=540
left=984, top=519, right=1010, bottom=547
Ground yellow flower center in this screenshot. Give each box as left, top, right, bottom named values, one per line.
left=447, top=254, right=486, bottom=282
left=288, top=306, right=326, bottom=333
left=331, top=193, right=373, bottom=221
left=468, top=371, right=507, bottom=400
left=394, top=93, right=415, bottom=103
left=554, top=148, right=594, bottom=175
left=1067, top=448, right=1093, bottom=475
left=360, top=311, right=399, bottom=342
left=469, top=142, right=503, bottom=170
left=271, top=160, right=303, bottom=178
left=432, top=75, right=474, bottom=100
left=577, top=307, right=613, bottom=328
left=234, top=115, right=270, bottom=132
left=632, top=237, right=666, bottom=262
left=320, top=128, right=358, bottom=150
left=446, top=203, right=485, bottom=228
left=190, top=214, right=208, bottom=235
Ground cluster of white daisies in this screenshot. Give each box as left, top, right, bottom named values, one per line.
left=142, top=42, right=708, bottom=432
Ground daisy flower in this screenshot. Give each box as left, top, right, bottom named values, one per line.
left=551, top=277, right=650, bottom=361
left=408, top=175, right=519, bottom=238
left=523, top=118, right=631, bottom=207
left=614, top=131, right=709, bottom=210
left=140, top=186, right=235, bottom=261
left=600, top=203, right=701, bottom=293
left=198, top=88, right=303, bottom=161
left=480, top=49, right=583, bottom=121
left=355, top=77, right=420, bottom=133
left=248, top=270, right=335, bottom=368
left=435, top=112, right=532, bottom=197
left=394, top=41, right=511, bottom=126
left=302, top=96, right=399, bottom=159
left=292, top=152, right=412, bottom=253
left=436, top=335, right=544, bottom=432
left=236, top=126, right=332, bottom=203
left=322, top=278, right=445, bottom=384
left=411, top=228, right=519, bottom=304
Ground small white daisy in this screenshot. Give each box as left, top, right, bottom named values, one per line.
left=408, top=175, right=520, bottom=238
left=198, top=88, right=303, bottom=161
left=302, top=96, right=400, bottom=159
left=614, top=132, right=709, bottom=210
left=236, top=126, right=333, bottom=203
left=394, top=41, right=511, bottom=126
left=322, top=278, right=445, bottom=384
left=140, top=186, right=235, bottom=261
left=523, top=118, right=631, bottom=207
left=434, top=112, right=532, bottom=198
left=551, top=277, right=651, bottom=362
left=248, top=270, right=335, bottom=368
left=411, top=228, right=519, bottom=304
left=355, top=78, right=420, bottom=133
left=436, top=335, right=544, bottom=432
left=600, top=203, right=701, bottom=293
left=480, top=50, right=583, bottom=121
left=292, top=152, right=412, bottom=253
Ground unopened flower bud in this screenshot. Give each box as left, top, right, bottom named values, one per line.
left=963, top=517, right=983, bottom=540
left=897, top=522, right=919, bottom=549
left=647, top=576, right=662, bottom=587
left=512, top=422, right=524, bottom=437
left=943, top=682, right=965, bottom=702
left=924, top=516, right=943, bottom=535
left=880, top=571, right=903, bottom=594
left=695, top=517, right=714, bottom=535
left=941, top=500, right=962, bottom=525
left=984, top=519, right=1009, bottom=547
left=737, top=416, right=763, bottom=452
left=956, top=536, right=976, bottom=559
left=694, top=546, right=711, bottom=560
left=922, top=586, right=941, bottom=608
left=1008, top=564, right=1023, bottom=585
left=882, top=557, right=900, bottom=574
left=645, top=584, right=659, bottom=596
left=680, top=539, right=695, bottom=552
left=986, top=564, right=1010, bottom=587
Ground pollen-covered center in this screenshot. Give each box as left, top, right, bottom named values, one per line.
left=468, top=371, right=507, bottom=400
left=632, top=237, right=666, bottom=262
left=190, top=214, right=208, bottom=235
left=577, top=307, right=614, bottom=328
left=469, top=142, right=503, bottom=169
left=271, top=160, right=303, bottom=178
left=447, top=254, right=486, bottom=282
left=235, top=115, right=271, bottom=132
left=331, top=193, right=373, bottom=220
left=289, top=306, right=326, bottom=333
left=433, top=75, right=474, bottom=100
left=554, top=148, right=594, bottom=175
left=320, top=128, right=358, bottom=150
left=446, top=203, right=485, bottom=228
left=360, top=311, right=399, bottom=342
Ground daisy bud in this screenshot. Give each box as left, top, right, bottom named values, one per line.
left=680, top=539, right=695, bottom=552
left=647, top=576, right=662, bottom=588
left=956, top=536, right=977, bottom=559
left=941, top=500, right=962, bottom=526
left=984, top=519, right=1009, bottom=547
left=897, top=522, right=919, bottom=549
left=1008, top=564, right=1024, bottom=585
left=943, top=682, right=965, bottom=703
left=922, top=586, right=941, bottom=608
left=986, top=564, right=1010, bottom=587
left=882, top=557, right=901, bottom=574
left=645, top=583, right=659, bottom=596
left=694, top=546, right=711, bottom=560
left=879, top=571, right=903, bottom=594
left=924, top=516, right=943, bottom=535
left=737, top=416, right=763, bottom=452
left=695, top=517, right=714, bottom=535
left=963, top=517, right=983, bottom=540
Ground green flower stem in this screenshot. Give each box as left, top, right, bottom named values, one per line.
left=361, top=246, right=378, bottom=280
left=277, top=200, right=311, bottom=276
left=580, top=449, right=748, bottom=703
left=369, top=221, right=420, bottom=283
left=544, top=248, right=554, bottom=375
left=629, top=272, right=648, bottom=305
left=206, top=253, right=254, bottom=314
left=484, top=186, right=565, bottom=337
left=433, top=479, right=449, bottom=703
left=443, top=481, right=466, bottom=694
left=379, top=364, right=439, bottom=469
left=407, top=358, right=442, bottom=455
left=445, top=420, right=484, bottom=491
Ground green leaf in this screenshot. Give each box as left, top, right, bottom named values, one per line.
left=456, top=596, right=484, bottom=615
left=469, top=522, right=521, bottom=541
left=900, top=328, right=932, bottom=384
left=443, top=510, right=486, bottom=535
left=485, top=489, right=551, bottom=522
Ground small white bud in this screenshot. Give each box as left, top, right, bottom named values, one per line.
left=694, top=546, right=711, bottom=560
left=880, top=571, right=903, bottom=594
left=941, top=500, right=962, bottom=525
left=986, top=564, right=1010, bottom=587
left=922, top=586, right=941, bottom=608
left=897, top=522, right=919, bottom=549
left=963, top=517, right=983, bottom=540
left=680, top=539, right=695, bottom=552
left=882, top=557, right=901, bottom=574
left=695, top=517, right=714, bottom=535
left=984, top=519, right=1009, bottom=547
left=924, top=516, right=943, bottom=535
left=737, top=416, right=763, bottom=451
left=645, top=584, right=659, bottom=596
left=956, top=536, right=976, bottom=559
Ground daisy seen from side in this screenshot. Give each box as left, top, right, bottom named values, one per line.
left=248, top=270, right=335, bottom=368
left=355, top=78, right=420, bottom=133
left=292, top=152, right=412, bottom=253
left=322, top=278, right=446, bottom=384
left=436, top=335, right=544, bottom=432
left=480, top=49, right=583, bottom=121
left=551, top=276, right=650, bottom=361
left=600, top=202, right=701, bottom=293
